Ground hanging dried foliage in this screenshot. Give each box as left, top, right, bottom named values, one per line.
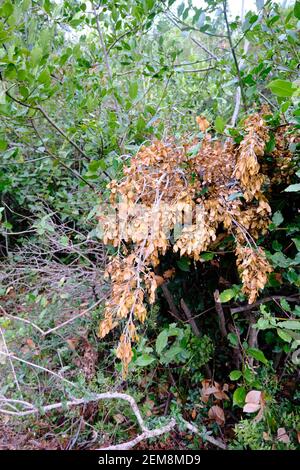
left=97, top=107, right=296, bottom=376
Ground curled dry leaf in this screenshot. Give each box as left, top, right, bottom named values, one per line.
left=208, top=405, right=225, bottom=426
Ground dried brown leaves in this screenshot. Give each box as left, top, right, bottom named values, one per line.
left=97, top=108, right=295, bottom=375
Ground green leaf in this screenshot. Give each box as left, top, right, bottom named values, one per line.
left=247, top=347, right=268, bottom=364
left=267, top=79, right=295, bottom=97
left=277, top=320, right=300, bottom=330
left=38, top=68, right=51, bottom=85
left=256, top=318, right=270, bottom=330
left=277, top=329, right=292, bottom=343
left=229, top=370, right=242, bottom=381
left=31, top=46, right=43, bottom=66
left=284, top=183, right=300, bottom=192
left=176, top=257, right=190, bottom=272
left=135, top=354, right=156, bottom=366
left=128, top=81, right=138, bottom=100
left=227, top=332, right=239, bottom=347
left=292, top=237, right=300, bottom=251
left=215, top=116, right=225, bottom=133
left=155, top=330, right=169, bottom=355
left=272, top=211, right=283, bottom=227
left=233, top=387, right=246, bottom=407
left=294, top=0, right=300, bottom=19
left=200, top=252, right=214, bottom=261
left=269, top=251, right=291, bottom=268
left=280, top=298, right=292, bottom=312
left=219, top=289, right=235, bottom=303
left=2, top=1, right=14, bottom=17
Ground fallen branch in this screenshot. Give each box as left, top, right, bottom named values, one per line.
left=0, top=392, right=225, bottom=450
left=100, top=418, right=177, bottom=450
left=182, top=420, right=227, bottom=449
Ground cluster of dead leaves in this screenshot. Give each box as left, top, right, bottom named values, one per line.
left=98, top=108, right=296, bottom=375
left=236, top=245, right=273, bottom=304
left=201, top=380, right=229, bottom=426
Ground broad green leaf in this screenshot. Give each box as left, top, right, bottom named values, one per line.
left=2, top=1, right=14, bottom=17
left=38, top=69, right=51, bottom=85
left=272, top=211, right=283, bottom=227
left=277, top=320, right=300, bottom=330
left=155, top=330, right=169, bottom=355
left=247, top=347, right=268, bottom=364
left=228, top=332, right=239, bottom=347
left=256, top=318, right=270, bottom=330
left=267, top=79, right=295, bottom=97
left=219, top=289, right=235, bottom=303
left=280, top=298, right=292, bottom=312
left=135, top=354, right=156, bottom=366
left=233, top=387, right=246, bottom=407
left=229, top=370, right=242, bottom=381
left=176, top=257, right=190, bottom=272
left=128, top=82, right=138, bottom=100
left=277, top=329, right=292, bottom=343
left=294, top=0, right=300, bottom=19
left=200, top=252, right=214, bottom=261
left=31, top=46, right=43, bottom=66
left=292, top=237, right=300, bottom=251
left=268, top=252, right=291, bottom=268
left=215, top=116, right=225, bottom=133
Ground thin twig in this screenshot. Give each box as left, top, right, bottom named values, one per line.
left=0, top=351, right=77, bottom=388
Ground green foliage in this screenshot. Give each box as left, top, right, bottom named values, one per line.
left=0, top=0, right=299, bottom=451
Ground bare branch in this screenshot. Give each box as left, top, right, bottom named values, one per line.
left=182, top=420, right=227, bottom=449
left=100, top=418, right=176, bottom=450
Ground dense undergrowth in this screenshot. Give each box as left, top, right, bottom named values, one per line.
left=0, top=0, right=299, bottom=451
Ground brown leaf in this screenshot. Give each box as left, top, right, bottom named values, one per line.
left=154, top=275, right=165, bottom=287
left=196, top=116, right=210, bottom=132
left=163, top=268, right=175, bottom=280
left=208, top=405, right=225, bottom=426
left=245, top=390, right=262, bottom=404
left=243, top=403, right=261, bottom=413
left=277, top=428, right=290, bottom=444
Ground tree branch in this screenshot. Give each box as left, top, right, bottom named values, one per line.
left=222, top=0, right=247, bottom=112
left=230, top=295, right=300, bottom=314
